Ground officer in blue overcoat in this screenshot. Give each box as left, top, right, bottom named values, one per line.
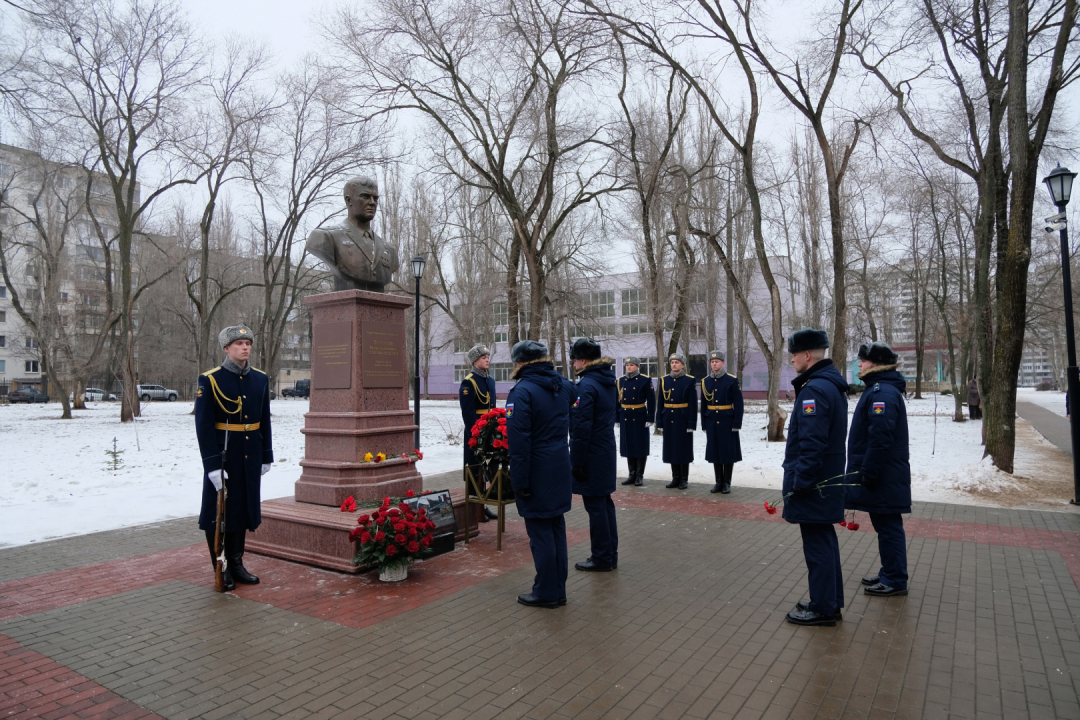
left=506, top=340, right=576, bottom=608
left=846, top=341, right=911, bottom=597
left=568, top=339, right=619, bottom=572
left=196, top=325, right=274, bottom=591
left=617, top=356, right=656, bottom=487
left=701, top=350, right=743, bottom=494
left=782, top=328, right=849, bottom=627
left=459, top=344, right=499, bottom=521
left=657, top=352, right=697, bottom=489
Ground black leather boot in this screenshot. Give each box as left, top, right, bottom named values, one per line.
left=678, top=464, right=689, bottom=490
left=634, top=457, right=645, bottom=486
left=621, top=461, right=636, bottom=486
left=710, top=463, right=723, bottom=493
left=225, top=531, right=259, bottom=585
left=205, top=530, right=235, bottom=591
left=665, top=464, right=680, bottom=488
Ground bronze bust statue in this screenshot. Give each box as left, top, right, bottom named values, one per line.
left=306, top=176, right=399, bottom=292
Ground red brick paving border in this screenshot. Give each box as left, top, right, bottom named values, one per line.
left=0, top=633, right=161, bottom=720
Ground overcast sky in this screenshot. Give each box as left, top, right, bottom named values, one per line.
left=182, top=0, right=333, bottom=65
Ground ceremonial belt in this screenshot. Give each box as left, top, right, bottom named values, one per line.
left=707, top=404, right=734, bottom=411
left=664, top=403, right=688, bottom=409
left=476, top=409, right=492, bottom=414
left=621, top=403, right=647, bottom=409
left=215, top=422, right=261, bottom=432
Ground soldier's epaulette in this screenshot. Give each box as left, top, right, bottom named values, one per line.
left=250, top=366, right=267, bottom=375
left=464, top=373, right=473, bottom=381
left=728, top=374, right=737, bottom=380
left=685, top=374, right=696, bottom=379
left=200, top=366, right=222, bottom=377
left=641, top=374, right=651, bottom=379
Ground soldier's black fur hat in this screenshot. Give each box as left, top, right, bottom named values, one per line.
left=511, top=340, right=548, bottom=363
left=570, top=338, right=601, bottom=361
left=787, top=328, right=830, bottom=354
left=858, top=341, right=898, bottom=365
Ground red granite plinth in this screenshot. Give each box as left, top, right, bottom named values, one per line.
left=248, top=488, right=480, bottom=574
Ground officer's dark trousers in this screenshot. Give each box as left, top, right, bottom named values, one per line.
left=800, top=523, right=844, bottom=615
left=524, top=515, right=568, bottom=602
left=869, top=513, right=908, bottom=591
left=581, top=495, right=618, bottom=568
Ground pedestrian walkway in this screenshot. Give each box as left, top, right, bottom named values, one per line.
left=2, top=481, right=1080, bottom=720
left=1017, top=402, right=1073, bottom=455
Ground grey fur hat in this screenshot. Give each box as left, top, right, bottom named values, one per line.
left=708, top=350, right=726, bottom=362
left=787, top=328, right=829, bottom=354
left=219, top=324, right=254, bottom=349
left=466, top=344, right=491, bottom=366
left=669, top=352, right=687, bottom=367
left=511, top=340, right=548, bottom=363
left=622, top=356, right=641, bottom=368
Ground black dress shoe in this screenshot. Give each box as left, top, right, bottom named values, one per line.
left=864, top=583, right=908, bottom=597
left=634, top=476, right=643, bottom=487
left=678, top=482, right=688, bottom=490
left=796, top=601, right=842, bottom=620
left=517, top=593, right=560, bottom=608
left=221, top=569, right=235, bottom=592
left=483, top=507, right=499, bottom=521
left=621, top=476, right=636, bottom=485
left=862, top=575, right=879, bottom=586
left=786, top=608, right=837, bottom=626
left=230, top=562, right=259, bottom=585
left=665, top=479, right=680, bottom=489
left=710, top=484, right=722, bottom=493
left=558, top=597, right=567, bottom=606
left=720, top=483, right=731, bottom=494
left=575, top=559, right=615, bottom=572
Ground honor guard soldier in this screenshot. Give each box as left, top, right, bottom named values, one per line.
left=846, top=342, right=911, bottom=597
left=657, top=352, right=697, bottom=489
left=783, top=329, right=849, bottom=626
left=506, top=340, right=576, bottom=608
left=460, top=344, right=499, bottom=522
left=195, top=325, right=274, bottom=591
left=701, top=350, right=743, bottom=494
left=617, top=356, right=656, bottom=486
left=569, top=339, right=619, bottom=572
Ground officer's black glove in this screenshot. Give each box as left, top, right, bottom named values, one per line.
left=860, top=468, right=880, bottom=489
left=572, top=466, right=588, bottom=483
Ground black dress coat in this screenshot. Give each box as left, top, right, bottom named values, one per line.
left=460, top=371, right=498, bottom=466
left=196, top=365, right=274, bottom=532
left=845, top=368, right=912, bottom=514
left=781, top=360, right=848, bottom=525
left=506, top=361, right=575, bottom=519
left=616, top=373, right=656, bottom=458
left=701, top=373, right=744, bottom=464
left=570, top=360, right=618, bottom=496
left=657, top=373, right=697, bottom=464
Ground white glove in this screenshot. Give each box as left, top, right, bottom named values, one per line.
left=732, top=428, right=740, bottom=433
left=208, top=470, right=223, bottom=491
left=646, top=422, right=653, bottom=427
left=261, top=463, right=271, bottom=476
left=687, top=428, right=694, bottom=433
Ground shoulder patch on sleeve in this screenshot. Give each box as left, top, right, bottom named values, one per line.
left=872, top=401, right=885, bottom=415
left=506, top=403, right=514, bottom=418
left=802, top=398, right=817, bottom=415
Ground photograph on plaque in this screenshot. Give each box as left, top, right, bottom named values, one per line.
left=312, top=320, right=352, bottom=389
left=407, top=490, right=457, bottom=538
left=361, top=321, right=405, bottom=388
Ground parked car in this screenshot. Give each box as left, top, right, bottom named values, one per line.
left=281, top=379, right=310, bottom=398
left=68, top=387, right=117, bottom=402
left=137, top=384, right=179, bottom=402
left=8, top=387, right=50, bottom=404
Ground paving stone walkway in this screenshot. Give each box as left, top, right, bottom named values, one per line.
left=2, top=481, right=1080, bottom=720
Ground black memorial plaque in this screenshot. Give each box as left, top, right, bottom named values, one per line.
left=312, top=321, right=352, bottom=389
left=361, top=321, right=404, bottom=388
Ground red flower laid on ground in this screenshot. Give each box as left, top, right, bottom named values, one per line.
left=839, top=521, right=848, bottom=528
left=340, top=496, right=357, bottom=513
left=414, top=448, right=424, bottom=460
left=848, top=522, right=860, bottom=531
left=406, top=489, right=415, bottom=497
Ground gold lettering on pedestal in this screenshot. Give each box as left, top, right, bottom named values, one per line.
left=361, top=322, right=405, bottom=388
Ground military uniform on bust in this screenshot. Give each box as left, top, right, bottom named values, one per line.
left=459, top=344, right=499, bottom=521
left=195, top=325, right=274, bottom=592
left=701, top=350, right=743, bottom=494
left=617, top=356, right=656, bottom=487
left=657, top=352, right=697, bottom=489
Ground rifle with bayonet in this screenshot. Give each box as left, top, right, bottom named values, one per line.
left=213, top=433, right=229, bottom=592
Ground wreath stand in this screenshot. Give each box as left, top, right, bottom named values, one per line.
left=464, top=464, right=513, bottom=550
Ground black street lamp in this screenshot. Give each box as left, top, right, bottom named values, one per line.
left=411, top=254, right=426, bottom=450
left=1043, top=163, right=1079, bottom=504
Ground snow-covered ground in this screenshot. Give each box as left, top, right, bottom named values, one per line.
left=0, top=392, right=1074, bottom=548
left=1016, top=387, right=1068, bottom=416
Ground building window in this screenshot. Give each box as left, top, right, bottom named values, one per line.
left=636, top=357, right=659, bottom=377
left=588, top=291, right=615, bottom=318
left=25, top=360, right=39, bottom=373
left=0, top=286, right=6, bottom=298
left=493, top=302, right=508, bottom=326
left=622, top=323, right=648, bottom=335
left=0, top=311, right=5, bottom=322
left=24, top=262, right=37, bottom=278
left=0, top=335, right=5, bottom=347
left=25, top=336, right=38, bottom=349
left=491, top=362, right=514, bottom=382
left=0, top=360, right=5, bottom=374
left=454, top=364, right=467, bottom=383
left=621, top=288, right=644, bottom=316
left=493, top=331, right=508, bottom=343
left=60, top=292, right=68, bottom=302
left=570, top=326, right=591, bottom=338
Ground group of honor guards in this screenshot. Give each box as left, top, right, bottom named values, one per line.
left=193, top=321, right=910, bottom=626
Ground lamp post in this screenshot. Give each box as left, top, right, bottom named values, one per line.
left=1043, top=163, right=1079, bottom=504
left=411, top=254, right=426, bottom=450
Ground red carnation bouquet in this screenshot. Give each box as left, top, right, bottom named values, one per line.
left=349, top=493, right=437, bottom=571
left=469, top=408, right=510, bottom=470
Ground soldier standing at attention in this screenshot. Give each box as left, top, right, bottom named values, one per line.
left=701, top=350, right=743, bottom=494
left=617, top=356, right=656, bottom=487
left=782, top=329, right=849, bottom=627
left=196, top=325, right=274, bottom=591
left=568, top=339, right=619, bottom=572
left=459, top=344, right=499, bottom=522
left=506, top=340, right=576, bottom=608
left=846, top=342, right=911, bottom=598
left=657, top=352, right=697, bottom=490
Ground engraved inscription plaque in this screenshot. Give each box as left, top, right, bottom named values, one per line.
left=362, top=321, right=404, bottom=388
left=312, top=321, right=352, bottom=389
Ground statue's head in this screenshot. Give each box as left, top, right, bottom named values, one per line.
left=344, top=176, right=379, bottom=222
